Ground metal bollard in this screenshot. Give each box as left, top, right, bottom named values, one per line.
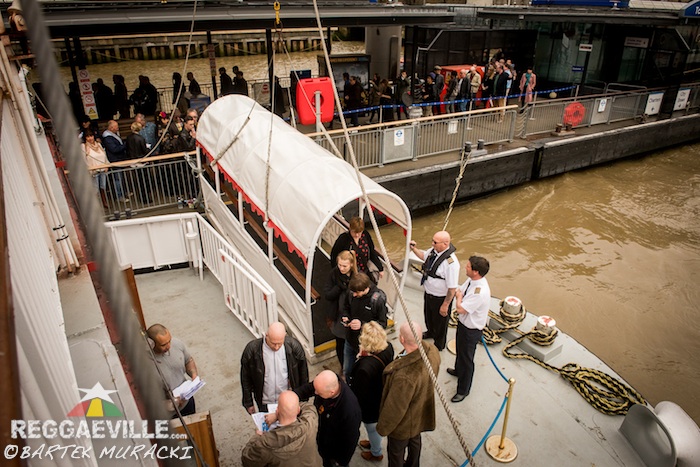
left=485, top=378, right=518, bottom=463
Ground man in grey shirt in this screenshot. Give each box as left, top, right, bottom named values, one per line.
left=147, top=323, right=199, bottom=416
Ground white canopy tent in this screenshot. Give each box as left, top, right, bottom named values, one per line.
left=197, top=95, right=412, bottom=350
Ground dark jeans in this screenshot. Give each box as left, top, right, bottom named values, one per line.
left=423, top=292, right=450, bottom=351
left=455, top=323, right=482, bottom=395
left=172, top=396, right=196, bottom=419
left=335, top=336, right=345, bottom=368
left=387, top=434, right=421, bottom=467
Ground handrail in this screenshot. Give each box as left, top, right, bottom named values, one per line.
left=203, top=164, right=320, bottom=300
left=307, top=105, right=519, bottom=138
left=88, top=150, right=195, bottom=171
left=605, top=82, right=648, bottom=93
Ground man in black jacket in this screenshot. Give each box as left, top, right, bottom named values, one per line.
left=341, top=272, right=388, bottom=378
left=240, top=322, right=309, bottom=414
left=295, top=370, right=361, bottom=467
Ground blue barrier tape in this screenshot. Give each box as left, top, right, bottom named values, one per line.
left=481, top=335, right=509, bottom=383
left=462, top=394, right=509, bottom=465
left=319, top=85, right=579, bottom=119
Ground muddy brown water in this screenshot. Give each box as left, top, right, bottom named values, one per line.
left=378, top=142, right=700, bottom=424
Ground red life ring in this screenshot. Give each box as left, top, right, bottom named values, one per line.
left=563, top=102, right=585, bottom=127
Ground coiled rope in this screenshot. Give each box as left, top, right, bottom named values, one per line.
left=483, top=300, right=646, bottom=416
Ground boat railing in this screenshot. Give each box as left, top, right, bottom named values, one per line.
left=88, top=151, right=200, bottom=217
left=105, top=212, right=278, bottom=339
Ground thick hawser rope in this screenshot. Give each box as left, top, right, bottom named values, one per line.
left=484, top=301, right=646, bottom=416
left=309, top=1, right=477, bottom=465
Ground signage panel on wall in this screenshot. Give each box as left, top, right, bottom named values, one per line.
left=624, top=37, right=649, bottom=48
left=644, top=92, right=664, bottom=115
left=674, top=89, right=691, bottom=111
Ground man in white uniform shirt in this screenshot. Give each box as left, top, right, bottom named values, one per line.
left=409, top=231, right=460, bottom=351
left=447, top=256, right=491, bottom=402
left=241, top=322, right=309, bottom=413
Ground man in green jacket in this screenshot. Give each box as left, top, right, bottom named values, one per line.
left=241, top=390, right=322, bottom=467
left=377, top=322, right=441, bottom=467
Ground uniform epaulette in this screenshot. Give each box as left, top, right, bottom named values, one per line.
left=447, top=257, right=455, bottom=264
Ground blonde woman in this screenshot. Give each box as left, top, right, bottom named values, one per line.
left=349, top=321, right=394, bottom=461
left=81, top=130, right=109, bottom=208
left=324, top=250, right=357, bottom=368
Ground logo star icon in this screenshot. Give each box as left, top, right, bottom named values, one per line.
left=78, top=382, right=117, bottom=404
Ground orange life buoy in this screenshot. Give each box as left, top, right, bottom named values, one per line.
left=563, top=102, right=585, bottom=127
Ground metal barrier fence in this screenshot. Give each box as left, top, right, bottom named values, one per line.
left=89, top=152, right=199, bottom=216
left=310, top=105, right=517, bottom=169
left=521, top=82, right=700, bottom=137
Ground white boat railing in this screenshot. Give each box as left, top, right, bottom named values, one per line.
left=105, top=212, right=277, bottom=339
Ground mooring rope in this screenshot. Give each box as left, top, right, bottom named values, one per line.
left=442, top=143, right=472, bottom=232
left=483, top=300, right=646, bottom=416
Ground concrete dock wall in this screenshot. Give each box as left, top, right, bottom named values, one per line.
left=537, top=114, right=700, bottom=179
left=374, top=114, right=700, bottom=211
left=376, top=147, right=535, bottom=211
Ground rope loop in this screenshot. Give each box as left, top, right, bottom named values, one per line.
left=486, top=317, right=645, bottom=415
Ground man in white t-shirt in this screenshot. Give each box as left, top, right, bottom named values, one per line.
left=447, top=256, right=491, bottom=402
left=409, top=231, right=460, bottom=351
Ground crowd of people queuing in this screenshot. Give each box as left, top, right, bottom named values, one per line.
left=339, top=54, right=536, bottom=124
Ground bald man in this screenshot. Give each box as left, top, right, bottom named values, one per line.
left=377, top=322, right=440, bottom=467
left=241, top=391, right=322, bottom=467
left=295, top=370, right=361, bottom=467
left=147, top=323, right=198, bottom=416
left=241, top=322, right=309, bottom=414
left=409, top=231, right=459, bottom=351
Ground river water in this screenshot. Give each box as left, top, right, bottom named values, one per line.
left=58, top=44, right=700, bottom=423
left=379, top=142, right=700, bottom=424
left=56, top=41, right=366, bottom=91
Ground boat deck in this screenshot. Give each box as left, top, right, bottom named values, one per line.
left=120, top=266, right=647, bottom=466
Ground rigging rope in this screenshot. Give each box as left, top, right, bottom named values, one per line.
left=22, top=1, right=209, bottom=464
left=484, top=300, right=646, bottom=416
left=309, top=1, right=477, bottom=465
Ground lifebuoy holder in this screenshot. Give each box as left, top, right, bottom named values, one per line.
left=295, top=77, right=334, bottom=125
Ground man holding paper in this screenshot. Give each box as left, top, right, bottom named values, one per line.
left=241, top=322, right=309, bottom=414
left=241, top=391, right=322, bottom=467
left=147, top=323, right=199, bottom=416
